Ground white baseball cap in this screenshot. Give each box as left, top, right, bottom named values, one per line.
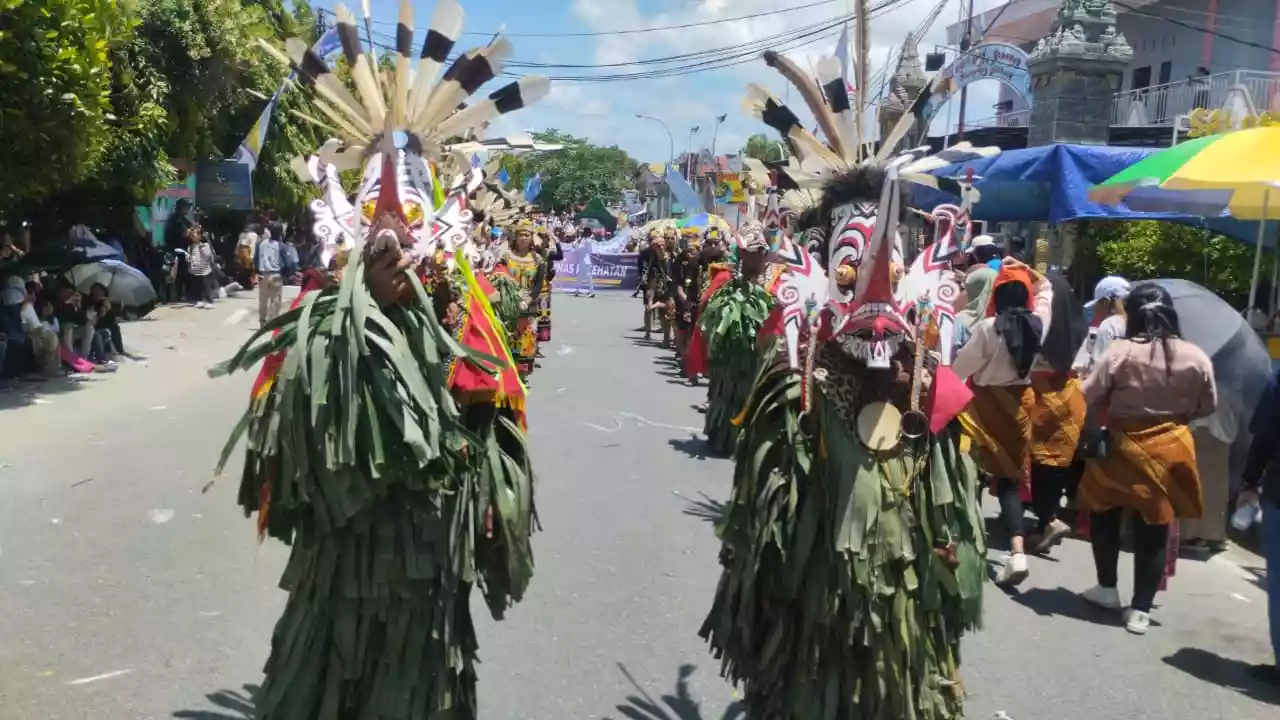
left=1084, top=275, right=1131, bottom=308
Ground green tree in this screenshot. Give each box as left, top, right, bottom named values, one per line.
left=18, top=0, right=323, bottom=229
left=0, top=0, right=133, bottom=214
left=1088, top=220, right=1271, bottom=307
left=500, top=129, right=639, bottom=211
left=743, top=133, right=789, bottom=163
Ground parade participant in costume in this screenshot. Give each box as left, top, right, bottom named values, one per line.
left=953, top=260, right=1054, bottom=586
left=1077, top=282, right=1216, bottom=634
left=210, top=4, right=548, bottom=716
left=698, top=221, right=773, bottom=455
left=701, top=48, right=989, bottom=719
left=643, top=231, right=673, bottom=345
left=670, top=227, right=703, bottom=360
left=500, top=219, right=545, bottom=379
left=533, top=225, right=562, bottom=346
left=1026, top=269, right=1089, bottom=553
left=684, top=228, right=731, bottom=386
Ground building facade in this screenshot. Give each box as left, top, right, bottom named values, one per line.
left=943, top=0, right=1280, bottom=142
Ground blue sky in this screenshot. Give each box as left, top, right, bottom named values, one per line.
left=311, top=0, right=1009, bottom=164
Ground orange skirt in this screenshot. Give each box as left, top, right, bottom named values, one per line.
left=1029, top=373, right=1087, bottom=468
left=1079, top=418, right=1202, bottom=526
left=959, top=385, right=1035, bottom=480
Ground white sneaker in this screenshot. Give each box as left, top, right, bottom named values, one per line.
left=1124, top=608, right=1150, bottom=634
left=1081, top=584, right=1122, bottom=609
left=995, top=553, right=1029, bottom=586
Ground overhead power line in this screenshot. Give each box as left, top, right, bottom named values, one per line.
left=318, top=0, right=842, bottom=38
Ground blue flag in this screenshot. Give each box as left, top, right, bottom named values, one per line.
left=523, top=173, right=542, bottom=202
left=664, top=163, right=705, bottom=215
left=471, top=153, right=482, bottom=169
left=497, top=168, right=510, bottom=185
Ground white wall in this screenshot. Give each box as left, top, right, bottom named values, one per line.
left=1117, top=0, right=1278, bottom=91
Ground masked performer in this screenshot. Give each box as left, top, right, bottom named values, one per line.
left=953, top=261, right=1054, bottom=586
left=670, top=227, right=703, bottom=359
left=500, top=219, right=545, bottom=379
left=698, top=222, right=773, bottom=455
left=643, top=230, right=673, bottom=345
left=684, top=228, right=731, bottom=386
left=701, top=49, right=988, bottom=719
left=210, top=4, right=547, bottom=716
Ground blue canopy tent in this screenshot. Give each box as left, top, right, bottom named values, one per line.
left=910, top=144, right=1274, bottom=246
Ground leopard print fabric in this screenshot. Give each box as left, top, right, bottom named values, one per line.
left=813, top=342, right=917, bottom=430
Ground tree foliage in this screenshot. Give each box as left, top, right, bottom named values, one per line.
left=2, top=0, right=323, bottom=229
left=1088, top=220, right=1271, bottom=307
left=743, top=133, right=790, bottom=163
left=0, top=0, right=131, bottom=213
left=498, top=129, right=639, bottom=212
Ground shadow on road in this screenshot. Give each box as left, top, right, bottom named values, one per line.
left=0, top=374, right=99, bottom=412
left=173, top=683, right=257, bottom=719
left=681, top=491, right=728, bottom=525
left=1163, top=648, right=1280, bottom=705
left=1003, top=586, right=1128, bottom=628
left=668, top=435, right=712, bottom=460
left=608, top=663, right=744, bottom=720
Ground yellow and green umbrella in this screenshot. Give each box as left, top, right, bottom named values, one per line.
left=1090, top=125, right=1280, bottom=220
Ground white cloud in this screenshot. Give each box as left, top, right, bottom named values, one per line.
left=500, top=0, right=1020, bottom=162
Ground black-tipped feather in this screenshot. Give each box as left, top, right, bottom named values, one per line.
left=395, top=22, right=413, bottom=57
left=760, top=98, right=800, bottom=138
left=422, top=29, right=455, bottom=62
left=489, top=81, right=526, bottom=114
left=299, top=49, right=329, bottom=82
left=822, top=77, right=852, bottom=114
left=336, top=18, right=363, bottom=67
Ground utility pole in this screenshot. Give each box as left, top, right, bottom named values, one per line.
left=955, top=0, right=976, bottom=142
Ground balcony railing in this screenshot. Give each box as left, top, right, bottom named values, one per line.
left=963, top=109, right=1031, bottom=129
left=1111, top=69, right=1280, bottom=127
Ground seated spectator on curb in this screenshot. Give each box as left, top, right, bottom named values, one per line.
left=54, top=282, right=111, bottom=372
left=88, top=283, right=125, bottom=360
left=21, top=281, right=59, bottom=378
left=1, top=276, right=25, bottom=380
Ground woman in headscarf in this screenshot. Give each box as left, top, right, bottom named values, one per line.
left=954, top=266, right=996, bottom=349
left=1077, top=282, right=1216, bottom=634
left=953, top=257, right=1053, bottom=586
left=1026, top=270, right=1090, bottom=554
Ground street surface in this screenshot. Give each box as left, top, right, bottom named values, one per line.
left=0, top=290, right=1275, bottom=719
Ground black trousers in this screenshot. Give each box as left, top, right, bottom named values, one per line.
left=994, top=478, right=1025, bottom=540
left=1030, top=462, right=1083, bottom=532
left=1090, top=507, right=1169, bottom=612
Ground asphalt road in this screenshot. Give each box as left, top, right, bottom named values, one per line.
left=0, top=290, right=1275, bottom=720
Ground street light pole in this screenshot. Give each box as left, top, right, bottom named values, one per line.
left=634, top=114, right=675, bottom=218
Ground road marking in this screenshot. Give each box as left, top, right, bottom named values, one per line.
left=585, top=412, right=700, bottom=435
left=223, top=308, right=250, bottom=326
left=66, top=669, right=133, bottom=686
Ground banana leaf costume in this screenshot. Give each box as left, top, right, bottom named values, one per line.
left=699, top=235, right=774, bottom=456
left=700, top=51, right=989, bottom=719
left=209, top=4, right=551, bottom=717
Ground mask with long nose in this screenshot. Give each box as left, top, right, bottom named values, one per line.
left=820, top=167, right=909, bottom=369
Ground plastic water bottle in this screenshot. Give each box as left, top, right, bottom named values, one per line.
left=1231, top=497, right=1262, bottom=531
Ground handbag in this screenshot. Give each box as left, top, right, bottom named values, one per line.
left=1075, top=382, right=1113, bottom=461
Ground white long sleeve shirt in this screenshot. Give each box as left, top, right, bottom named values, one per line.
left=952, top=276, right=1054, bottom=387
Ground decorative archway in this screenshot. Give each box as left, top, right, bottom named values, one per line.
left=917, top=42, right=1034, bottom=125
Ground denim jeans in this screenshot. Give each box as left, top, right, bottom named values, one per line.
left=1265, top=497, right=1279, bottom=666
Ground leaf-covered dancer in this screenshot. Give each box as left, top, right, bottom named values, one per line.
left=209, top=2, right=549, bottom=716
left=701, top=48, right=998, bottom=719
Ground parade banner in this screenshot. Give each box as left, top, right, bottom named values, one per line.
left=552, top=245, right=639, bottom=291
